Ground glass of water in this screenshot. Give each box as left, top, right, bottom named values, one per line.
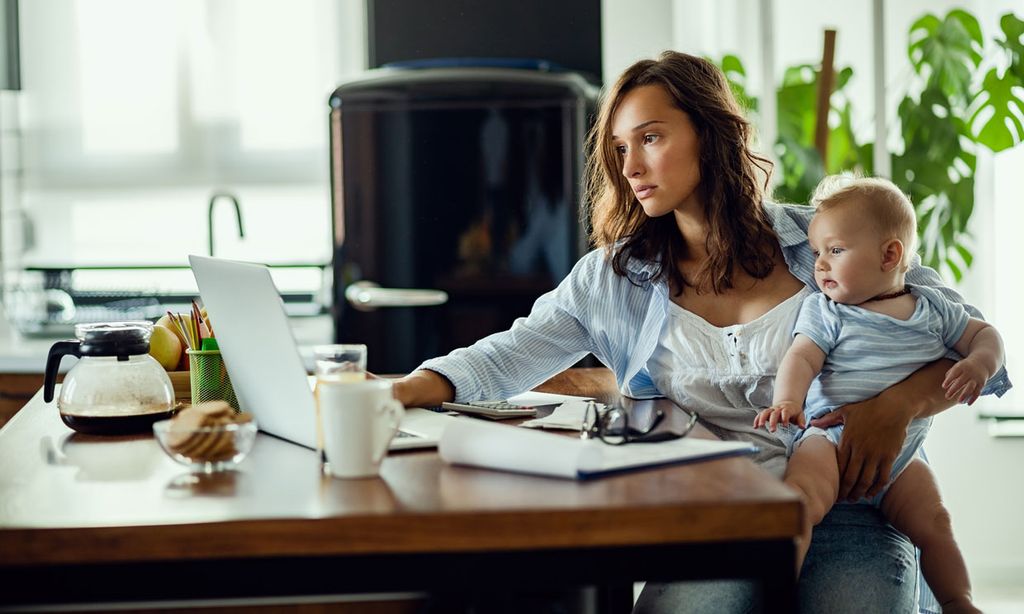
left=313, top=344, right=368, bottom=383
left=312, top=344, right=367, bottom=468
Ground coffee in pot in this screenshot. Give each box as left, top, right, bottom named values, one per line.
left=43, top=322, right=176, bottom=435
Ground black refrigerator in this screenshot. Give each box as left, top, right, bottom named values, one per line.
left=329, top=66, right=598, bottom=373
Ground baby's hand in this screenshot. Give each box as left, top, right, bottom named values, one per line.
left=753, top=401, right=806, bottom=432
left=943, top=357, right=990, bottom=405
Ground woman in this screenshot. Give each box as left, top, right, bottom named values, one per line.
left=393, top=51, right=1009, bottom=612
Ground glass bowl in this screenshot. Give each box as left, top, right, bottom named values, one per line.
left=153, top=417, right=257, bottom=472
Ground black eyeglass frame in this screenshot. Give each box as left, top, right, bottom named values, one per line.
left=581, top=401, right=699, bottom=445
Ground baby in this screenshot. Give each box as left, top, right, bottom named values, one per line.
left=754, top=176, right=1004, bottom=614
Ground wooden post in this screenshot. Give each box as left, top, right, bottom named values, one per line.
left=815, top=29, right=837, bottom=165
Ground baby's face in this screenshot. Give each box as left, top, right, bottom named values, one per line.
left=807, top=204, right=890, bottom=304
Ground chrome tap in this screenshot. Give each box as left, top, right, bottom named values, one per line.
left=207, top=191, right=245, bottom=257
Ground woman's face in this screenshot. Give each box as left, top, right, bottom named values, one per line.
left=610, top=85, right=702, bottom=218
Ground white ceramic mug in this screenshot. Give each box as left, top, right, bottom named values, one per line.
left=319, top=379, right=403, bottom=478
left=313, top=344, right=368, bottom=466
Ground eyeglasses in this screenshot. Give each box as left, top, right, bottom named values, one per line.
left=581, top=401, right=698, bottom=445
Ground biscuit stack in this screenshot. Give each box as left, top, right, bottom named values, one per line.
left=165, top=401, right=253, bottom=462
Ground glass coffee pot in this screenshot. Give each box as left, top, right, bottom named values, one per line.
left=44, top=321, right=176, bottom=435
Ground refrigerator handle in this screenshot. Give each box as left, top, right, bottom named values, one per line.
left=344, top=281, right=448, bottom=312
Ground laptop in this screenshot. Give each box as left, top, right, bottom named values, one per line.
left=188, top=254, right=451, bottom=451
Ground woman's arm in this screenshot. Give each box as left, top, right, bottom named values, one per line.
left=811, top=358, right=956, bottom=501
left=392, top=369, right=456, bottom=407
left=392, top=251, right=616, bottom=405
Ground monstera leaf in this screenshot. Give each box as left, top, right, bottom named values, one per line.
left=776, top=64, right=854, bottom=151
left=715, top=55, right=863, bottom=206
left=969, top=68, right=1024, bottom=151
left=892, top=82, right=978, bottom=280
left=773, top=134, right=825, bottom=205
left=713, top=9, right=1024, bottom=281
left=776, top=65, right=820, bottom=149
left=899, top=88, right=970, bottom=168
left=915, top=178, right=976, bottom=280
left=970, top=15, right=1024, bottom=151
left=995, top=12, right=1024, bottom=73
left=825, top=102, right=861, bottom=174
left=718, top=54, right=758, bottom=113
left=909, top=10, right=983, bottom=100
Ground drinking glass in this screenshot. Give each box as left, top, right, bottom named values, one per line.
left=314, top=344, right=368, bottom=383
left=312, top=344, right=367, bottom=467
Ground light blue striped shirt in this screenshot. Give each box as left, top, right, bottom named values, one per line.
left=419, top=202, right=1011, bottom=403
left=782, top=286, right=985, bottom=496
left=798, top=286, right=976, bottom=420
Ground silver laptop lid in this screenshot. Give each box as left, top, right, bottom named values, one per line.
left=189, top=255, right=317, bottom=449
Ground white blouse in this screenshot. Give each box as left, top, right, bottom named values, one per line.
left=646, top=287, right=813, bottom=478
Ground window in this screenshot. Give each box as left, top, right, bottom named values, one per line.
left=11, top=0, right=366, bottom=272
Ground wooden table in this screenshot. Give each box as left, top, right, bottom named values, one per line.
left=0, top=368, right=801, bottom=612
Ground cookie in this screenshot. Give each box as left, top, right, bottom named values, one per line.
left=192, top=400, right=234, bottom=423
left=165, top=406, right=207, bottom=450
left=164, top=404, right=251, bottom=461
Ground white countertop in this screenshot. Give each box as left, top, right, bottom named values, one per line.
left=0, top=314, right=334, bottom=374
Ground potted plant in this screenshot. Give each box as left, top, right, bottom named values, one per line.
left=720, top=9, right=1024, bottom=281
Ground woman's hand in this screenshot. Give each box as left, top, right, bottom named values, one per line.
left=810, top=397, right=913, bottom=501
left=810, top=358, right=956, bottom=501
left=391, top=369, right=456, bottom=408
left=753, top=401, right=805, bottom=432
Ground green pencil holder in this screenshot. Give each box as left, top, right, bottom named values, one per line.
left=187, top=349, right=239, bottom=411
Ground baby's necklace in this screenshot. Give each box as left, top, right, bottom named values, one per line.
left=866, top=285, right=911, bottom=302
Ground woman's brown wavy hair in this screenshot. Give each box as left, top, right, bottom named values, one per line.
left=586, top=51, right=776, bottom=295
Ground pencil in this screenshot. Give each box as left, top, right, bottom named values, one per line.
left=194, top=300, right=214, bottom=338
left=168, top=311, right=190, bottom=350
left=192, top=302, right=203, bottom=346
left=177, top=312, right=193, bottom=351
left=165, top=311, right=181, bottom=350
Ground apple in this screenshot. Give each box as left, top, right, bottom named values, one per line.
left=154, top=308, right=212, bottom=370
left=156, top=313, right=193, bottom=370
left=149, top=324, right=183, bottom=371
left=155, top=313, right=188, bottom=350
left=175, top=346, right=190, bottom=371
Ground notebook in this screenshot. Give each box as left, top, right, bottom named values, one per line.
left=188, top=255, right=451, bottom=451
left=439, top=418, right=759, bottom=479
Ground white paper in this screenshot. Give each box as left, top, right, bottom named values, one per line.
left=506, top=391, right=595, bottom=406
left=520, top=400, right=599, bottom=430
left=439, top=418, right=601, bottom=479
left=580, top=437, right=758, bottom=475
left=438, top=418, right=758, bottom=479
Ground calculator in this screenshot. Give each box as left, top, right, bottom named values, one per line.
left=440, top=400, right=538, bottom=420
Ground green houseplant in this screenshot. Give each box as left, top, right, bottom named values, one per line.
left=720, top=9, right=1024, bottom=281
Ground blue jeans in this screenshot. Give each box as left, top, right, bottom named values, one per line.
left=633, top=505, right=919, bottom=613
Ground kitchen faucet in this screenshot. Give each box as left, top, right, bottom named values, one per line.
left=207, top=191, right=245, bottom=257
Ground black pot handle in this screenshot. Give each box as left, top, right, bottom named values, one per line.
left=44, top=341, right=81, bottom=403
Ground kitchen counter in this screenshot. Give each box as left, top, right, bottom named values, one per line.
left=0, top=314, right=335, bottom=374
left=0, top=313, right=336, bottom=430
